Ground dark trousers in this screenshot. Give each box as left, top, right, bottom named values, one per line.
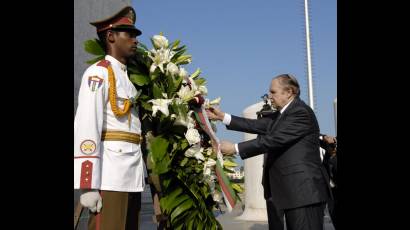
left=284, top=202, right=326, bottom=230
left=88, top=191, right=141, bottom=230
left=266, top=197, right=284, bottom=230
left=328, top=188, right=338, bottom=229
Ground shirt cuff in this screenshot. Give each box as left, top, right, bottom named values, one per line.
left=222, top=113, right=232, bottom=125
left=234, top=143, right=239, bottom=154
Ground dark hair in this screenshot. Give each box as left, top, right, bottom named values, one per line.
left=275, top=74, right=300, bottom=97
left=97, top=31, right=108, bottom=52
left=97, top=30, right=119, bottom=52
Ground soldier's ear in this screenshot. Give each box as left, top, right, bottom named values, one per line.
left=107, top=30, right=116, bottom=43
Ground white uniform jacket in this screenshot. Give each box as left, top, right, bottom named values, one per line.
left=74, top=55, right=145, bottom=192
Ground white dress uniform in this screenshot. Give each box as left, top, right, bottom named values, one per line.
left=74, top=55, right=145, bottom=192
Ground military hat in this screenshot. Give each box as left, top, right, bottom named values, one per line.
left=90, top=6, right=142, bottom=36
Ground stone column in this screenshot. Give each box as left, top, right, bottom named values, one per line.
left=235, top=101, right=268, bottom=221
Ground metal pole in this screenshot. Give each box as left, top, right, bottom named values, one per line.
left=334, top=97, right=337, bottom=135
left=304, top=0, right=315, bottom=110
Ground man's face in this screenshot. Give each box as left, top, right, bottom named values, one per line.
left=268, top=79, right=293, bottom=110
left=112, top=30, right=139, bottom=58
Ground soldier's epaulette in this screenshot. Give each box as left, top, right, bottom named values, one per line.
left=97, top=60, right=111, bottom=68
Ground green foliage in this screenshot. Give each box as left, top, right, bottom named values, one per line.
left=84, top=39, right=105, bottom=56
left=83, top=37, right=241, bottom=230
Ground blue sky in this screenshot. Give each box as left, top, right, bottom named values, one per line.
left=132, top=0, right=336, bottom=165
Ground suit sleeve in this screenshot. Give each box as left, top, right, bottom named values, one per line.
left=238, top=107, right=312, bottom=159
left=227, top=115, right=274, bottom=135
left=74, top=67, right=107, bottom=190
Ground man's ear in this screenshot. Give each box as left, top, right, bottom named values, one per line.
left=107, top=30, right=115, bottom=43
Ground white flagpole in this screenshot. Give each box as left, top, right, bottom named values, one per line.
left=304, top=0, right=315, bottom=110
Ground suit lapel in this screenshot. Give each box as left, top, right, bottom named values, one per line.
left=263, top=98, right=300, bottom=165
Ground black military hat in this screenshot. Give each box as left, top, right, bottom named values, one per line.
left=90, top=6, right=142, bottom=36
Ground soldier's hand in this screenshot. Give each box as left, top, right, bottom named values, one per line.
left=80, top=190, right=102, bottom=213
left=206, top=106, right=225, bottom=121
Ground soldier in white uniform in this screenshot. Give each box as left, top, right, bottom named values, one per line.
left=74, top=6, right=145, bottom=230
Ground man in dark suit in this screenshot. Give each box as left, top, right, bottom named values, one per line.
left=207, top=74, right=331, bottom=230
left=320, top=134, right=338, bottom=229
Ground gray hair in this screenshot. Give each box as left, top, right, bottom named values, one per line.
left=274, top=74, right=300, bottom=97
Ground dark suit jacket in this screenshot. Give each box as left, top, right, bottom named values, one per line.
left=227, top=97, right=331, bottom=210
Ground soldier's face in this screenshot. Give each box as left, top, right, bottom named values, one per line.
left=113, top=30, right=139, bottom=58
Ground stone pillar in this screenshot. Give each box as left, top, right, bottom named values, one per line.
left=235, top=101, right=268, bottom=221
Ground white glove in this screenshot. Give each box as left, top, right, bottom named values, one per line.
left=80, top=190, right=102, bottom=213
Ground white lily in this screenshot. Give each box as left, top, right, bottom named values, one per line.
left=212, top=191, right=222, bottom=203
left=145, top=131, right=154, bottom=151
left=204, top=167, right=211, bottom=176
left=210, top=97, right=221, bottom=105
left=204, top=158, right=216, bottom=167
left=184, top=144, right=205, bottom=161
left=151, top=35, right=169, bottom=49
left=179, top=68, right=189, bottom=79
left=198, top=85, right=208, bottom=96
left=205, top=147, right=213, bottom=156
left=148, top=98, right=173, bottom=117
left=148, top=48, right=175, bottom=73
left=185, top=128, right=201, bottom=145
left=173, top=110, right=196, bottom=129
left=166, top=62, right=179, bottom=77
left=177, top=85, right=196, bottom=102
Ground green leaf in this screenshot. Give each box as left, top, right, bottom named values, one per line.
left=194, top=78, right=207, bottom=86
left=153, top=158, right=171, bottom=174
left=162, top=177, right=174, bottom=189
left=187, top=218, right=195, bottom=230
left=224, top=167, right=235, bottom=173
left=161, top=187, right=182, bottom=212
left=167, top=74, right=177, bottom=95
left=197, top=218, right=203, bottom=230
left=223, top=160, right=238, bottom=167
left=137, top=42, right=149, bottom=51
left=170, top=199, right=193, bottom=223
left=153, top=83, right=163, bottom=99
left=130, top=73, right=150, bottom=86
left=84, top=39, right=105, bottom=56
left=232, top=183, right=244, bottom=193
left=127, top=66, right=143, bottom=74
left=173, top=45, right=186, bottom=52
left=190, top=68, right=201, bottom=79
left=140, top=101, right=152, bottom=111
left=175, top=55, right=192, bottom=65
left=180, top=157, right=188, bottom=166
left=168, top=194, right=190, bottom=213
left=150, top=136, right=169, bottom=161
left=86, top=55, right=104, bottom=65
left=180, top=140, right=189, bottom=151
left=170, top=40, right=181, bottom=50
left=170, top=48, right=187, bottom=63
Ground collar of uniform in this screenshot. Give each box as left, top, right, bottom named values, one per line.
left=105, top=55, right=127, bottom=72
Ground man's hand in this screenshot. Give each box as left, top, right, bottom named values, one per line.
left=206, top=106, right=225, bottom=121
left=220, top=140, right=236, bottom=156
left=80, top=190, right=102, bottom=213
left=323, top=135, right=336, bottom=144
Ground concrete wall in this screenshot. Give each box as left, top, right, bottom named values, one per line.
left=74, top=0, right=131, bottom=112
